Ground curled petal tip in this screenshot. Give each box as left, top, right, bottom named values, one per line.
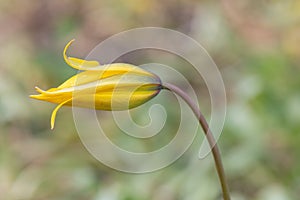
left=68, top=39, right=76, bottom=45
left=50, top=99, right=71, bottom=130
left=34, top=86, right=45, bottom=93
left=63, top=39, right=75, bottom=61
left=63, top=39, right=100, bottom=70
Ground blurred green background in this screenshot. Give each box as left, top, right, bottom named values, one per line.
left=1, top=0, right=300, bottom=199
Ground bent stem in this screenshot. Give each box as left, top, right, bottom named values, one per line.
left=163, top=83, right=230, bottom=200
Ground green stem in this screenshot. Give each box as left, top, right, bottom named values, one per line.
left=163, top=83, right=231, bottom=200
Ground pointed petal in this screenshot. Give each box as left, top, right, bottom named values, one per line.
left=63, top=39, right=100, bottom=70
left=50, top=99, right=71, bottom=129
left=34, top=86, right=45, bottom=93
left=29, top=94, right=43, bottom=100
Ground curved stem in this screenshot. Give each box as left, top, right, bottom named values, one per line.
left=163, top=83, right=230, bottom=200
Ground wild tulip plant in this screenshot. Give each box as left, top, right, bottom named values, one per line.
left=30, top=40, right=231, bottom=200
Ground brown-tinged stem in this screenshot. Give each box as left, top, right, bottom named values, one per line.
left=163, top=83, right=230, bottom=200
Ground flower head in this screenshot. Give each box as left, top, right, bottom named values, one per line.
left=30, top=40, right=162, bottom=129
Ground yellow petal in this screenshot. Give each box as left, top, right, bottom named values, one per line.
left=51, top=98, right=71, bottom=130
left=55, top=64, right=158, bottom=90
left=70, top=89, right=160, bottom=110
left=63, top=39, right=100, bottom=70
left=70, top=74, right=162, bottom=110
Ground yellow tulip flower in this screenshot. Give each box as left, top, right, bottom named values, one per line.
left=30, top=40, right=162, bottom=129
left=30, top=40, right=230, bottom=199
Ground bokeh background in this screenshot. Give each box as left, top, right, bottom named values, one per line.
left=1, top=0, right=300, bottom=199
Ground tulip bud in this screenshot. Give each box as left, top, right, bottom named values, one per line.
left=30, top=40, right=162, bottom=129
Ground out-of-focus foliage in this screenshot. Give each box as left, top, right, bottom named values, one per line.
left=1, top=0, right=299, bottom=199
